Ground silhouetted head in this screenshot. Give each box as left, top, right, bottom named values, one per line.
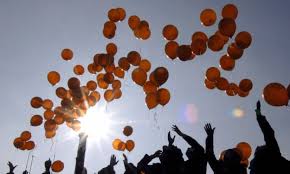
left=186, top=147, right=204, bottom=161
left=160, top=145, right=183, bottom=166
left=223, top=149, right=241, bottom=166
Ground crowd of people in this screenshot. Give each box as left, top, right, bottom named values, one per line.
left=6, top=101, right=290, bottom=174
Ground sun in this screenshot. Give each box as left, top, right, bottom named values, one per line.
left=78, top=105, right=114, bottom=142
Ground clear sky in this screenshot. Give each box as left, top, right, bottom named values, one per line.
left=0, top=0, right=290, bottom=173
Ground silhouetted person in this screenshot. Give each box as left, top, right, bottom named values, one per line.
left=42, top=159, right=51, bottom=174
left=123, top=154, right=137, bottom=174
left=98, top=155, right=118, bottom=174
left=7, top=161, right=17, bottom=174
left=205, top=123, right=246, bottom=174
left=249, top=101, right=290, bottom=174
left=75, top=132, right=88, bottom=174
left=172, top=125, right=207, bottom=174
left=137, top=150, right=162, bottom=174
left=22, top=170, right=28, bottom=174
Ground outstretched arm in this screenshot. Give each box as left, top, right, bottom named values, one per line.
left=98, top=155, right=118, bottom=174
left=204, top=123, right=219, bottom=172
left=172, top=125, right=204, bottom=153
left=255, top=101, right=280, bottom=153
left=8, top=161, right=17, bottom=172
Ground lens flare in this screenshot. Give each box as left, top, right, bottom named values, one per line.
left=232, top=107, right=245, bottom=118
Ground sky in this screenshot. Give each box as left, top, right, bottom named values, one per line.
left=0, top=0, right=290, bottom=173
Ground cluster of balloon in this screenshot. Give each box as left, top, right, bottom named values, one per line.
left=112, top=126, right=135, bottom=152
left=51, top=160, right=64, bottom=172
left=103, top=8, right=126, bottom=39
left=204, top=67, right=253, bottom=97
left=262, top=83, right=289, bottom=107
left=128, top=15, right=151, bottom=40
left=219, top=142, right=252, bottom=167
left=13, top=131, right=35, bottom=151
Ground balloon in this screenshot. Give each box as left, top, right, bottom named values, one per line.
left=205, top=67, right=220, bottom=82
left=238, top=89, right=249, bottom=97
left=139, top=59, right=151, bottom=72
left=112, top=80, right=121, bottom=89
left=126, top=140, right=135, bottom=152
left=67, top=77, right=80, bottom=90
left=162, top=24, right=178, bottom=40
left=215, top=30, right=229, bottom=45
left=218, top=18, right=236, bottom=37
left=51, top=160, right=64, bottom=172
left=236, top=142, right=252, bottom=160
left=104, top=64, right=116, bottom=73
left=145, top=92, right=158, bottom=109
left=123, top=126, right=133, bottom=136
left=263, top=83, right=289, bottom=106
left=30, top=115, right=43, bottom=126
left=157, top=88, right=170, bottom=106
left=200, top=9, right=217, bottom=26
left=54, top=114, right=65, bottom=125
left=287, top=84, right=290, bottom=98
left=192, top=31, right=208, bottom=42
left=87, top=63, right=97, bottom=74
left=86, top=80, right=97, bottom=91
left=104, top=89, right=114, bottom=102
left=20, top=131, right=32, bottom=141
left=42, top=99, right=53, bottom=110
left=177, top=45, right=194, bottom=61
left=239, top=79, right=253, bottom=92
left=112, top=139, right=122, bottom=150
left=13, top=137, right=25, bottom=149
left=31, top=97, right=43, bottom=108
left=191, top=39, right=207, bottom=55
left=128, top=15, right=140, bottom=30
left=132, top=68, right=147, bottom=86
left=96, top=54, right=114, bottom=67
left=118, top=57, right=130, bottom=71
left=118, top=141, right=126, bottom=151
left=241, top=159, right=249, bottom=167
left=116, top=8, right=126, bottom=21
left=113, top=88, right=122, bottom=99
left=45, top=129, right=56, bottom=139
left=165, top=41, right=179, bottom=60
left=98, top=79, right=109, bottom=89
left=73, top=65, right=85, bottom=75
left=227, top=43, right=243, bottom=60
left=235, top=31, right=252, bottom=49
left=208, top=35, right=224, bottom=52
left=106, top=42, right=117, bottom=56
left=204, top=79, right=216, bottom=90
left=108, top=8, right=120, bottom=22
left=216, top=77, right=229, bottom=91
left=114, top=67, right=125, bottom=78
left=127, top=51, right=141, bottom=66
left=45, top=119, right=57, bottom=131
left=61, top=48, right=73, bottom=61
left=72, top=120, right=81, bottom=132
left=90, top=91, right=101, bottom=103
left=154, top=67, right=169, bottom=86
left=219, top=54, right=235, bottom=71
left=44, top=109, right=54, bottom=120
left=143, top=81, right=158, bottom=94
left=56, top=87, right=67, bottom=99
left=226, top=83, right=239, bottom=96
left=103, top=21, right=116, bottom=39
left=138, top=26, right=151, bottom=40
left=47, top=71, right=60, bottom=86
left=104, top=73, right=115, bottom=84
left=222, top=4, right=238, bottom=20
left=24, top=141, right=35, bottom=150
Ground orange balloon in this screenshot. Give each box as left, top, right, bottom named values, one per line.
left=139, top=59, right=151, bottom=72
left=103, top=21, right=116, bottom=39
left=177, top=45, right=194, bottom=61
left=204, top=79, right=216, bottom=90
left=106, top=42, right=117, bottom=56
left=165, top=41, right=179, bottom=60
left=45, top=120, right=57, bottom=131
left=118, top=141, right=126, bottom=151
left=45, top=130, right=56, bottom=139
left=205, top=67, right=220, bottom=82
left=138, top=26, right=151, bottom=40
left=162, top=24, right=178, bottom=40
left=215, top=31, right=229, bottom=45
left=42, top=99, right=53, bottom=110
left=208, top=35, right=225, bottom=52
left=86, top=80, right=97, bottom=91
left=104, top=64, right=115, bottom=73
left=25, top=141, right=35, bottom=150
left=157, top=88, right=170, bottom=106
left=116, top=8, right=126, bottom=21
left=241, top=159, right=249, bottom=167
left=238, top=89, right=249, bottom=97
left=104, top=89, right=114, bottom=102
left=98, top=79, right=109, bottom=89
left=227, top=43, right=243, bottom=60
left=67, top=77, right=80, bottom=90
left=200, top=9, right=217, bottom=26
left=235, top=31, right=252, bottom=49
left=226, top=83, right=239, bottom=96
left=126, top=140, right=135, bottom=152
left=128, top=15, right=140, bottom=30
left=239, top=79, right=253, bottom=92
left=236, top=142, right=252, bottom=160
left=219, top=54, right=235, bottom=71
left=123, top=126, right=133, bottom=136
left=154, top=67, right=169, bottom=86
left=114, top=67, right=125, bottom=79
left=90, top=91, right=101, bottom=103
left=20, top=131, right=32, bottom=141
left=104, top=73, right=115, bottom=84
left=118, top=57, right=130, bottom=71
left=54, top=114, right=65, bottom=125
left=132, top=68, right=147, bottom=86
left=216, top=77, right=229, bottom=91
left=143, top=81, right=158, bottom=94
left=263, top=83, right=289, bottom=106
left=51, top=160, right=64, bottom=172
left=127, top=51, right=141, bottom=66
left=72, top=119, right=81, bottom=132
left=47, top=71, right=60, bottom=86
left=192, top=31, right=208, bottom=42
left=31, top=97, right=43, bottom=108
left=112, top=139, right=122, bottom=150
left=30, top=115, right=43, bottom=126
left=191, top=39, right=207, bottom=55
left=44, top=109, right=54, bottom=120
left=112, top=80, right=122, bottom=89
left=73, top=65, right=85, bottom=75
left=56, top=87, right=67, bottom=99
left=113, top=88, right=122, bottom=99
left=61, top=48, right=73, bottom=61
left=218, top=18, right=236, bottom=37
left=13, top=137, right=25, bottom=149
left=108, top=8, right=120, bottom=22
left=222, top=4, right=238, bottom=20
left=87, top=63, right=96, bottom=74
left=145, top=92, right=158, bottom=109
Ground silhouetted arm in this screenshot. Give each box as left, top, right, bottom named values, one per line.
left=204, top=123, right=219, bottom=172
left=255, top=101, right=280, bottom=154
left=98, top=155, right=118, bottom=174
left=137, top=150, right=161, bottom=173
left=123, top=154, right=137, bottom=174
left=172, top=125, right=204, bottom=153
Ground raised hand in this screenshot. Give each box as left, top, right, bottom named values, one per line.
left=123, top=153, right=128, bottom=164
left=204, top=123, right=215, bottom=136
left=168, top=131, right=175, bottom=146
left=110, top=155, right=119, bottom=166
left=152, top=150, right=162, bottom=158
left=172, top=125, right=183, bottom=136
left=256, top=100, right=262, bottom=116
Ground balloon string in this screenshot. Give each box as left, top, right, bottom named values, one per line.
left=25, top=151, right=31, bottom=170
left=29, top=155, right=34, bottom=173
